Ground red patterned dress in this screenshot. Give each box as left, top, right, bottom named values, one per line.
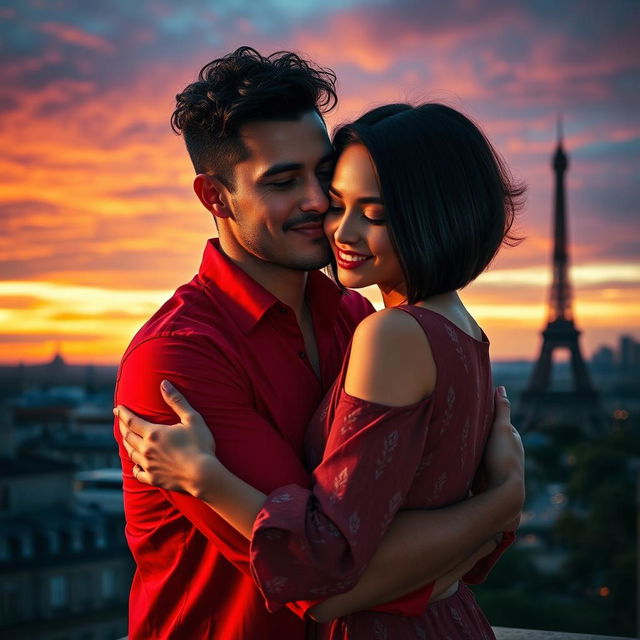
left=250, top=306, right=512, bottom=639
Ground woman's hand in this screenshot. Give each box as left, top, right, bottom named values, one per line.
left=116, top=379, right=216, bottom=495
left=472, top=386, right=525, bottom=528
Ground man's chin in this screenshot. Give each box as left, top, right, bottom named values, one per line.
left=285, top=253, right=332, bottom=273
left=285, top=242, right=332, bottom=272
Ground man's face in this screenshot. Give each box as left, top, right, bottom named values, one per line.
left=218, top=110, right=335, bottom=272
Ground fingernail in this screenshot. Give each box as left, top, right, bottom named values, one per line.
left=161, top=379, right=173, bottom=392
left=497, top=386, right=507, bottom=398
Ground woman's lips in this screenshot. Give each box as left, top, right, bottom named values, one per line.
left=335, top=248, right=372, bottom=270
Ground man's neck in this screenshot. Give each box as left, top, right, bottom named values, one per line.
left=218, top=239, right=308, bottom=316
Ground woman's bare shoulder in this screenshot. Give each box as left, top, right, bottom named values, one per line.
left=345, top=308, right=436, bottom=407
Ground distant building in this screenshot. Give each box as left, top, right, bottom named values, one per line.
left=619, top=334, right=640, bottom=374
left=21, top=430, right=120, bottom=471
left=590, top=335, right=640, bottom=382
left=0, top=352, right=131, bottom=639
left=1, top=369, right=118, bottom=469
left=591, top=345, right=615, bottom=373
left=8, top=401, right=119, bottom=471
left=0, top=351, right=117, bottom=402
left=0, top=457, right=131, bottom=640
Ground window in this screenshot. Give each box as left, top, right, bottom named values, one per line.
left=101, top=567, right=116, bottom=600
left=47, top=530, right=60, bottom=555
left=0, top=583, right=21, bottom=623
left=0, top=486, right=10, bottom=512
left=94, top=526, right=107, bottom=550
left=71, top=530, right=83, bottom=553
left=22, top=535, right=34, bottom=559
left=50, top=575, right=69, bottom=609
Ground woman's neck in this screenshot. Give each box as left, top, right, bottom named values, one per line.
left=414, top=291, right=484, bottom=341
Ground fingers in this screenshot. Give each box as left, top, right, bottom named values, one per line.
left=133, top=464, right=152, bottom=485
left=159, top=379, right=197, bottom=423
left=493, top=386, right=513, bottom=428
left=119, top=424, right=148, bottom=470
left=119, top=420, right=144, bottom=449
left=118, top=415, right=144, bottom=454
left=494, top=385, right=511, bottom=413
left=128, top=447, right=147, bottom=469
left=114, top=405, right=154, bottom=437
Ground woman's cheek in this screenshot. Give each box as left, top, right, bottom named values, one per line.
left=323, top=214, right=338, bottom=241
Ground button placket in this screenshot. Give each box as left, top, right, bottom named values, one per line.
left=270, top=303, right=316, bottom=378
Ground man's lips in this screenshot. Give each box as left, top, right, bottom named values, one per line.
left=288, top=221, right=324, bottom=237
left=335, top=248, right=372, bottom=270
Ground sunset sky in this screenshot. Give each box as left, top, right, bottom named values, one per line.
left=1, top=0, right=638, bottom=364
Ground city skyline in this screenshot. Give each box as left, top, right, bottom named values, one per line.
left=1, top=0, right=639, bottom=364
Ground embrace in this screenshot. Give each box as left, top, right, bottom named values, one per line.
left=114, top=46, right=525, bottom=640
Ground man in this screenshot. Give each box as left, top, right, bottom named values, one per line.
left=114, top=47, right=523, bottom=639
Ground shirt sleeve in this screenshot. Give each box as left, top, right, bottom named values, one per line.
left=250, top=390, right=433, bottom=610
left=115, top=335, right=311, bottom=578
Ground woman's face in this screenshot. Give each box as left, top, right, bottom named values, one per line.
left=324, top=144, right=405, bottom=298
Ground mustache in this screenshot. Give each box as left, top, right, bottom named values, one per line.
left=282, top=213, right=325, bottom=233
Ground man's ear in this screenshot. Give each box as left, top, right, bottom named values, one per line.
left=194, top=174, right=233, bottom=220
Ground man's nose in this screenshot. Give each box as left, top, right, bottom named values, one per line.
left=300, top=176, right=329, bottom=213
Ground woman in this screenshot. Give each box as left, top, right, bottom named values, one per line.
left=117, top=103, right=525, bottom=638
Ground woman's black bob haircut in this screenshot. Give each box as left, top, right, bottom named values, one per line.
left=332, top=103, right=525, bottom=303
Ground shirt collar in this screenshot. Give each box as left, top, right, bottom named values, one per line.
left=197, top=238, right=343, bottom=333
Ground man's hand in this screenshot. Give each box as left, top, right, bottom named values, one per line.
left=472, top=386, right=525, bottom=527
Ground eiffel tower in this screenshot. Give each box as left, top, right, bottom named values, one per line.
left=518, top=119, right=602, bottom=436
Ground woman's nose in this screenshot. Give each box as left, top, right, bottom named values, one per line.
left=333, top=210, right=359, bottom=246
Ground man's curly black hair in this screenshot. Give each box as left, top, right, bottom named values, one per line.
left=171, top=46, right=338, bottom=189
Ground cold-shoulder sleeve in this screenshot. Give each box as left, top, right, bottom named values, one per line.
left=249, top=390, right=433, bottom=611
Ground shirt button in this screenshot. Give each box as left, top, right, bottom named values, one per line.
left=279, top=306, right=288, bottom=314
left=299, top=352, right=306, bottom=359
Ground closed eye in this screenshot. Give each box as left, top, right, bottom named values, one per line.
left=268, top=177, right=297, bottom=189
left=362, top=213, right=386, bottom=225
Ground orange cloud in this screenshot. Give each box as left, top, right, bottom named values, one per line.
left=0, top=296, right=46, bottom=310
left=38, top=21, right=115, bottom=53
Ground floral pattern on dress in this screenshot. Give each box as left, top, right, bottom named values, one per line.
left=250, top=305, right=506, bottom=639
left=374, top=429, right=399, bottom=479
left=330, top=466, right=349, bottom=504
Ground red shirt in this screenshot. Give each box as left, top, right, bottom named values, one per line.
left=114, top=238, right=374, bottom=640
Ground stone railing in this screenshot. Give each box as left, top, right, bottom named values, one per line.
left=494, top=629, right=637, bottom=639
left=118, top=628, right=638, bottom=640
